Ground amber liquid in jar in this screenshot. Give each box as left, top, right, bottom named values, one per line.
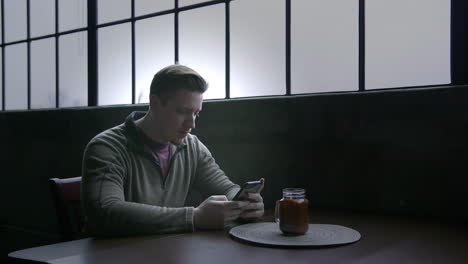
left=278, top=189, right=309, bottom=235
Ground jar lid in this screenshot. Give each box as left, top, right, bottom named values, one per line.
left=283, top=188, right=305, bottom=198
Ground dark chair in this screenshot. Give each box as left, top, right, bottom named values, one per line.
left=49, top=177, right=84, bottom=241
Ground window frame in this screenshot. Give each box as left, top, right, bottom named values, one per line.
left=0, top=0, right=465, bottom=111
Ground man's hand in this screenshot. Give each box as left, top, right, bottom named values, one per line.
left=238, top=192, right=264, bottom=221
left=239, top=178, right=265, bottom=221
left=193, top=195, right=247, bottom=230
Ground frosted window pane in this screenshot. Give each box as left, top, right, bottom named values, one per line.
left=366, top=0, right=451, bottom=89
left=98, top=24, right=132, bottom=106
left=135, top=16, right=174, bottom=104
left=231, top=0, right=285, bottom=98
left=179, top=0, right=209, bottom=7
left=98, top=0, right=130, bottom=24
left=4, top=0, right=27, bottom=43
left=31, top=38, right=56, bottom=109
left=292, top=0, right=358, bottom=94
left=179, top=5, right=225, bottom=100
left=59, top=32, right=88, bottom=107
left=59, top=0, right=87, bottom=32
left=31, top=0, right=55, bottom=38
left=135, top=0, right=173, bottom=17
left=5, top=44, right=27, bottom=110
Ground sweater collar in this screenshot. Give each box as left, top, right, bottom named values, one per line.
left=124, top=111, right=187, bottom=154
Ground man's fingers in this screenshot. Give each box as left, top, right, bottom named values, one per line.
left=223, top=201, right=248, bottom=209
left=257, top=178, right=265, bottom=192
left=244, top=202, right=264, bottom=211
left=246, top=193, right=263, bottom=202
left=240, top=209, right=264, bottom=219
left=224, top=208, right=243, bottom=218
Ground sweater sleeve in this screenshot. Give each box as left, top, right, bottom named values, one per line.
left=192, top=137, right=240, bottom=200
left=81, top=139, right=194, bottom=237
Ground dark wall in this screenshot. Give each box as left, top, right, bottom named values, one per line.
left=195, top=86, right=468, bottom=218
left=1, top=86, right=468, bottom=258
left=0, top=105, right=148, bottom=259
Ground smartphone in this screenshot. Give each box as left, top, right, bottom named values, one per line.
left=232, top=180, right=263, bottom=201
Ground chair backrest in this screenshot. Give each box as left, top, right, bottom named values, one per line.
left=49, top=177, right=84, bottom=241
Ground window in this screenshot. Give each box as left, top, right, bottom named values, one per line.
left=98, top=0, right=130, bottom=25
left=98, top=23, right=132, bottom=106
left=4, top=0, right=27, bottom=43
left=5, top=44, right=27, bottom=110
left=30, top=0, right=55, bottom=38
left=135, top=15, right=174, bottom=104
left=1, top=0, right=88, bottom=111
left=230, top=0, right=285, bottom=98
left=31, top=38, right=55, bottom=109
left=135, top=0, right=173, bottom=17
left=59, top=32, right=88, bottom=108
left=291, top=0, right=359, bottom=94
left=366, top=0, right=451, bottom=89
left=0, top=0, right=454, bottom=111
left=179, top=4, right=226, bottom=99
left=59, top=0, right=87, bottom=32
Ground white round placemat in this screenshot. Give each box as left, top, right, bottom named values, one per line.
left=229, top=222, right=361, bottom=247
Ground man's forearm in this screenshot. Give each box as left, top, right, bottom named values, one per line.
left=84, top=200, right=194, bottom=237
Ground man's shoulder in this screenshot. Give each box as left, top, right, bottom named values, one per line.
left=183, top=134, right=212, bottom=155
left=88, top=111, right=144, bottom=145
left=184, top=133, right=199, bottom=143
left=87, top=123, right=128, bottom=148
left=183, top=133, right=203, bottom=148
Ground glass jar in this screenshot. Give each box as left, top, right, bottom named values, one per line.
left=275, top=188, right=309, bottom=235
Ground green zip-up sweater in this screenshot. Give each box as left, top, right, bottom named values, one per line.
left=81, top=111, right=240, bottom=237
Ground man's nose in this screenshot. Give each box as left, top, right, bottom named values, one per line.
left=185, top=115, right=196, bottom=129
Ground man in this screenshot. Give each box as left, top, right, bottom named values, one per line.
left=81, top=64, right=264, bottom=237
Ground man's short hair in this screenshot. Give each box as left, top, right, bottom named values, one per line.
left=150, top=64, right=208, bottom=102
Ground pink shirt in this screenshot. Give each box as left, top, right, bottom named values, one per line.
left=138, top=128, right=172, bottom=178
left=152, top=144, right=171, bottom=178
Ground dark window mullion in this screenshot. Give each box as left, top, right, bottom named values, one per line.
left=131, top=0, right=135, bottom=104
left=178, top=0, right=225, bottom=12
left=134, top=9, right=176, bottom=22
left=1, top=0, right=5, bottom=111
left=285, top=0, right=291, bottom=96
left=27, top=0, right=31, bottom=109
left=0, top=27, right=88, bottom=44
left=359, top=0, right=365, bottom=91
left=450, top=0, right=454, bottom=85
left=55, top=0, right=59, bottom=107
left=2, top=39, right=29, bottom=46
left=175, top=0, right=179, bottom=63
left=97, top=18, right=133, bottom=29
left=225, top=0, right=230, bottom=99
left=88, top=0, right=98, bottom=106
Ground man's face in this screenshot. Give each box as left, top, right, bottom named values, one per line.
left=150, top=89, right=203, bottom=145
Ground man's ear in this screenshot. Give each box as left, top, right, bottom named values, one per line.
left=149, top=95, right=161, bottom=109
